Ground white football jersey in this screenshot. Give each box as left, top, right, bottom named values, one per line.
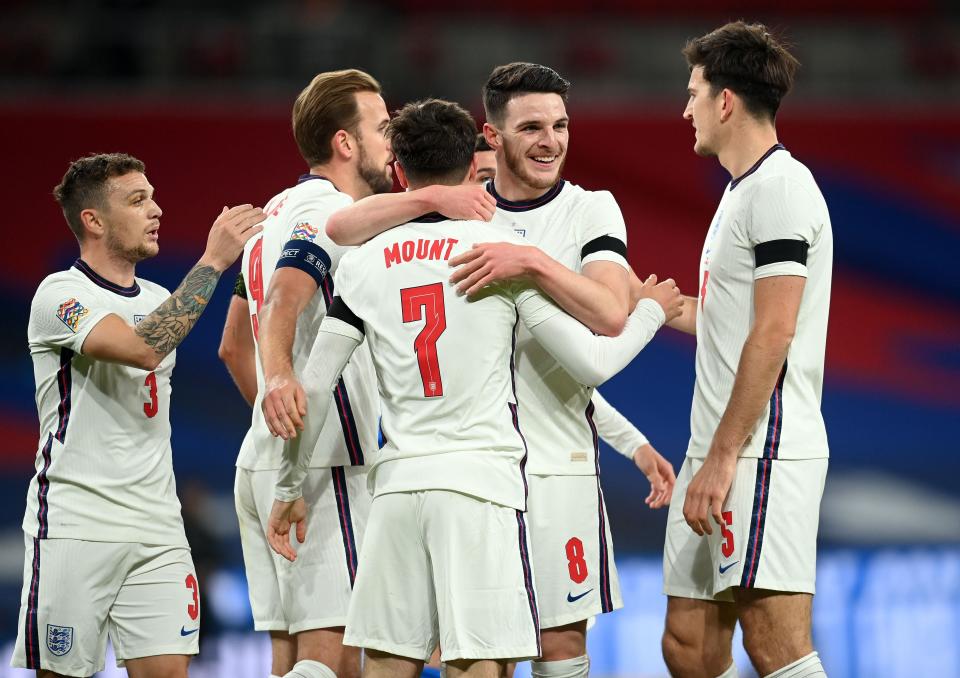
left=236, top=175, right=379, bottom=471
left=689, top=145, right=832, bottom=460
left=330, top=215, right=561, bottom=511
left=24, top=260, right=187, bottom=545
left=487, top=180, right=630, bottom=476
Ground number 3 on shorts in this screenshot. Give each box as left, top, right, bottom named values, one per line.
left=565, top=537, right=588, bottom=584
left=185, top=573, right=199, bottom=620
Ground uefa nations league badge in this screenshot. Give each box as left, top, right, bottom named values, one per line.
left=47, top=624, right=73, bottom=656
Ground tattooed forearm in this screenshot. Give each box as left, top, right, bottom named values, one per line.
left=135, top=264, right=221, bottom=357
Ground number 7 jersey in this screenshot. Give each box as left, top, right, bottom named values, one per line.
left=24, top=261, right=187, bottom=546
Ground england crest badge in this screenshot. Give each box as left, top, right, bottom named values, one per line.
left=47, top=624, right=73, bottom=656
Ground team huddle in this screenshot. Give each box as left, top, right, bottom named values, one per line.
left=14, top=20, right=832, bottom=678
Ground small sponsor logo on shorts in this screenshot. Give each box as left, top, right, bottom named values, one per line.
left=134, top=314, right=146, bottom=324
left=180, top=626, right=199, bottom=637
left=567, top=589, right=593, bottom=603
left=718, top=560, right=739, bottom=575
left=47, top=624, right=73, bottom=656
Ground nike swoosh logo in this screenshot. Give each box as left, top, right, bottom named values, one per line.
left=180, top=626, right=199, bottom=636
left=718, top=561, right=739, bottom=574
left=567, top=589, right=594, bottom=603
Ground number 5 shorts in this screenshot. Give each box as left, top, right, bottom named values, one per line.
left=12, top=536, right=199, bottom=676
left=663, top=455, right=828, bottom=601
left=343, top=489, right=541, bottom=662
left=525, top=474, right=623, bottom=629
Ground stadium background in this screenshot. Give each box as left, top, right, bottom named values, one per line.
left=1, top=1, right=958, bottom=676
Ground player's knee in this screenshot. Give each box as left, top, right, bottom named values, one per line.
left=741, top=627, right=809, bottom=677
left=661, top=626, right=695, bottom=674
left=538, top=623, right=586, bottom=662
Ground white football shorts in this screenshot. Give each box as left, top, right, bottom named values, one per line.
left=235, top=465, right=370, bottom=633
left=663, top=456, right=828, bottom=601
left=526, top=474, right=623, bottom=629
left=12, top=536, right=199, bottom=677
left=343, top=490, right=540, bottom=662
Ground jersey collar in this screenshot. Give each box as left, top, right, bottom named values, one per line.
left=297, top=173, right=341, bottom=192
left=729, top=144, right=786, bottom=191
left=487, top=179, right=565, bottom=212
left=73, top=259, right=141, bottom=297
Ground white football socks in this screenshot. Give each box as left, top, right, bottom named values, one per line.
left=283, top=659, right=338, bottom=678
left=531, top=655, right=590, bottom=678
left=764, top=651, right=827, bottom=678
left=716, top=661, right=739, bottom=678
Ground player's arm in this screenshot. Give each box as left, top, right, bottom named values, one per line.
left=666, top=295, right=698, bottom=335
left=268, top=305, right=362, bottom=562
left=218, top=274, right=257, bottom=407
left=451, top=245, right=630, bottom=337
left=82, top=205, right=264, bottom=370
left=592, top=390, right=675, bottom=509
left=325, top=184, right=497, bottom=246
left=683, top=275, right=804, bottom=536
left=517, top=276, right=682, bottom=386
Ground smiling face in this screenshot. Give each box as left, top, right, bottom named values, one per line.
left=495, top=92, right=569, bottom=191
left=353, top=90, right=394, bottom=195
left=96, top=172, right=162, bottom=263
left=683, top=66, right=724, bottom=158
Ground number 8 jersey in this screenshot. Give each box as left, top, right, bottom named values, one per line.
left=24, top=260, right=187, bottom=546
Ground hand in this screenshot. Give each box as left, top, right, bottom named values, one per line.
left=633, top=443, right=676, bottom=509
left=261, top=372, right=306, bottom=440
left=267, top=497, right=307, bottom=562
left=628, top=267, right=645, bottom=311
left=636, top=274, right=683, bottom=323
left=431, top=184, right=497, bottom=222
left=200, top=205, right=265, bottom=272
left=449, top=242, right=539, bottom=296
left=682, top=453, right=736, bottom=536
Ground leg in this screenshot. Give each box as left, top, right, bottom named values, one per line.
left=271, top=630, right=296, bottom=675
left=736, top=590, right=817, bottom=676
left=362, top=649, right=422, bottom=678
left=662, top=596, right=738, bottom=678
left=538, top=620, right=586, bottom=662
left=445, top=659, right=505, bottom=677
left=124, top=654, right=190, bottom=678
left=293, top=627, right=362, bottom=678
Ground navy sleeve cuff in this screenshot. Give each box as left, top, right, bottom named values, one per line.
left=755, top=239, right=809, bottom=267
left=275, top=240, right=332, bottom=287
left=328, top=296, right=364, bottom=334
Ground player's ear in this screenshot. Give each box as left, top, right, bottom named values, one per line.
left=719, top=88, right=735, bottom=123
left=465, top=156, right=478, bottom=184
left=482, top=122, right=500, bottom=151
left=394, top=162, right=409, bottom=190
left=331, top=129, right=353, bottom=161
left=79, top=208, right=105, bottom=239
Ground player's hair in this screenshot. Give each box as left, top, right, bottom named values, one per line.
left=292, top=69, right=382, bottom=167
left=483, top=62, right=570, bottom=125
left=53, top=152, right=146, bottom=242
left=682, top=21, right=799, bottom=121
left=475, top=133, right=493, bottom=153
left=388, top=99, right=477, bottom=185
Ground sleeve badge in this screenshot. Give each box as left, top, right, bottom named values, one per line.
left=290, top=221, right=318, bottom=242
left=56, top=298, right=90, bottom=333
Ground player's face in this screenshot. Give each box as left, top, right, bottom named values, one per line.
left=354, top=91, right=394, bottom=195
left=684, top=66, right=722, bottom=158
left=497, top=93, right=569, bottom=190
left=474, top=150, right=497, bottom=184
left=100, top=172, right=162, bottom=263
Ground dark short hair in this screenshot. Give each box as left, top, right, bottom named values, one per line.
left=483, top=62, right=570, bottom=125
left=292, top=69, right=382, bottom=167
left=683, top=21, right=799, bottom=121
left=388, top=99, right=477, bottom=185
left=475, top=133, right=493, bottom=153
left=53, top=153, right=146, bottom=242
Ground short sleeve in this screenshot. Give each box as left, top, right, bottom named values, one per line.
left=579, top=191, right=628, bottom=270
left=29, top=280, right=111, bottom=355
left=275, top=195, right=353, bottom=287
left=748, top=176, right=819, bottom=280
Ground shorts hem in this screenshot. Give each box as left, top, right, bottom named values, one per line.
left=114, top=643, right=199, bottom=663
left=736, top=580, right=816, bottom=595
left=253, top=620, right=290, bottom=632
left=10, top=660, right=104, bottom=678
left=343, top=635, right=431, bottom=662
left=663, top=585, right=727, bottom=602
left=441, top=645, right=540, bottom=662
left=540, top=600, right=623, bottom=629
left=288, top=617, right=348, bottom=634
